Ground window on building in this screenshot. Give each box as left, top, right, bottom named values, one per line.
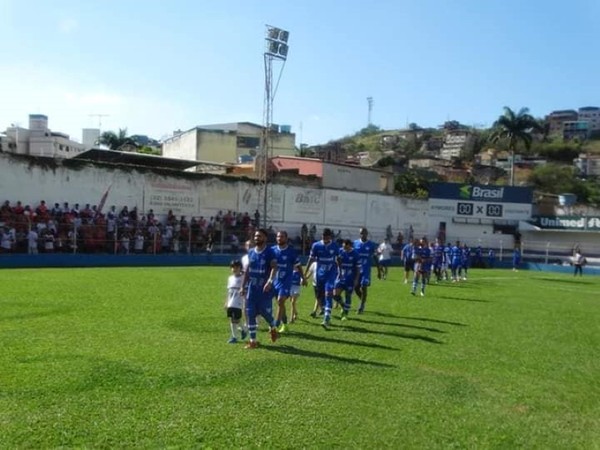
left=237, top=136, right=260, bottom=148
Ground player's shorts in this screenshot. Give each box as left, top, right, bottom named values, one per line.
left=359, top=271, right=371, bottom=287
left=274, top=283, right=291, bottom=299
left=226, top=307, right=242, bottom=320
left=335, top=276, right=354, bottom=291
left=404, top=258, right=414, bottom=271
left=317, top=276, right=336, bottom=295
left=290, top=285, right=301, bottom=297
left=379, top=259, right=391, bottom=268
left=245, top=287, right=274, bottom=319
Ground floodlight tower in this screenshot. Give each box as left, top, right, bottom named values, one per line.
left=259, top=24, right=289, bottom=228
left=367, top=97, right=373, bottom=125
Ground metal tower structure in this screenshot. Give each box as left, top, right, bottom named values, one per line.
left=258, top=25, right=289, bottom=228
left=367, top=97, right=373, bottom=125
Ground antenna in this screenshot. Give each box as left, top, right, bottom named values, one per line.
left=367, top=97, right=373, bottom=125
left=89, top=114, right=110, bottom=130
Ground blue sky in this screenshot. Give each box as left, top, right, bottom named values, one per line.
left=1, top=0, right=598, bottom=145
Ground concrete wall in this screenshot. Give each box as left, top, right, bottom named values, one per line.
left=196, top=130, right=237, bottom=163
left=162, top=130, right=198, bottom=161
left=322, top=163, right=392, bottom=193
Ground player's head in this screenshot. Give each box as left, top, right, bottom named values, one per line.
left=322, top=228, right=333, bottom=243
left=359, top=227, right=368, bottom=241
left=276, top=230, right=288, bottom=246
left=343, top=239, right=353, bottom=251
left=254, top=228, right=268, bottom=247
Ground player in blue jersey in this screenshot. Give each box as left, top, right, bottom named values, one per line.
left=305, top=228, right=340, bottom=328
left=450, top=240, right=462, bottom=282
left=411, top=237, right=432, bottom=296
left=442, top=242, right=451, bottom=281
left=512, top=246, right=521, bottom=271
left=353, top=227, right=377, bottom=314
left=272, top=230, right=302, bottom=333
left=402, top=238, right=415, bottom=284
left=335, top=239, right=361, bottom=320
left=240, top=228, right=280, bottom=349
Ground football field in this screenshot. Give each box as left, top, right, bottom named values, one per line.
left=1, top=267, right=598, bottom=448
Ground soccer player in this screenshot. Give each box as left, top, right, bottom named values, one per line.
left=377, top=237, right=393, bottom=280
left=240, top=229, right=279, bottom=349
left=306, top=260, right=323, bottom=318
left=353, top=227, right=377, bottom=314
left=224, top=260, right=247, bottom=344
left=411, top=238, right=432, bottom=296
left=401, top=238, right=415, bottom=284
left=432, top=239, right=444, bottom=282
left=512, top=247, right=521, bottom=271
left=335, top=239, right=361, bottom=320
left=272, top=230, right=301, bottom=333
left=450, top=240, right=462, bottom=282
left=305, top=228, right=340, bottom=328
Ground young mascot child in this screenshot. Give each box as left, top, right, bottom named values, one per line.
left=224, top=260, right=247, bottom=343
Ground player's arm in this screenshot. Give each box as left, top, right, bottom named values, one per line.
left=304, top=256, right=315, bottom=279
left=264, top=259, right=278, bottom=292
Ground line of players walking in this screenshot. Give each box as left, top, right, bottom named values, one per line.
left=224, top=227, right=473, bottom=348
left=401, top=238, right=472, bottom=297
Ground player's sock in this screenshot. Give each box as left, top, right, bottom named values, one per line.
left=229, top=323, right=237, bottom=339
left=343, top=291, right=352, bottom=313
left=411, top=278, right=418, bottom=293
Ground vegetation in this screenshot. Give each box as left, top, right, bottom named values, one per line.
left=529, top=164, right=600, bottom=206
left=1, top=267, right=598, bottom=448
left=489, top=107, right=543, bottom=186
left=97, top=128, right=137, bottom=151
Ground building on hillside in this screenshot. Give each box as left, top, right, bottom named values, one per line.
left=161, top=122, right=295, bottom=166
left=578, top=106, right=600, bottom=132
left=310, top=142, right=348, bottom=163
left=546, top=110, right=578, bottom=136
left=270, top=156, right=394, bottom=194
left=439, top=130, right=475, bottom=160
left=563, top=121, right=590, bottom=141
left=2, top=114, right=86, bottom=158
left=574, top=153, right=600, bottom=177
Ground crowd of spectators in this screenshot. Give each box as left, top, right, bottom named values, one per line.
left=0, top=199, right=260, bottom=255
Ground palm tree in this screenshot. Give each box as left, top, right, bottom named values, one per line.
left=97, top=128, right=137, bottom=151
left=489, top=107, right=542, bottom=186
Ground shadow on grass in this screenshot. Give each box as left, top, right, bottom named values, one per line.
left=263, top=344, right=396, bottom=368
left=368, top=311, right=467, bottom=327
left=0, top=307, right=72, bottom=322
left=534, top=277, right=594, bottom=285
left=289, top=330, right=400, bottom=351
left=436, top=296, right=491, bottom=303
left=349, top=317, right=446, bottom=333
left=341, top=324, right=444, bottom=344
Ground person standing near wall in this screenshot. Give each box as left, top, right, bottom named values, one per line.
left=353, top=227, right=377, bottom=314
left=573, top=249, right=586, bottom=276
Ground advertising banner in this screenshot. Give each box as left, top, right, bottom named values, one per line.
left=429, top=182, right=533, bottom=204
left=284, top=186, right=324, bottom=224
left=532, top=216, right=600, bottom=230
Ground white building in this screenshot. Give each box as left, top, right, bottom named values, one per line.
left=439, top=130, right=474, bottom=160
left=574, top=153, right=600, bottom=177
left=3, top=114, right=86, bottom=158
left=82, top=128, right=100, bottom=149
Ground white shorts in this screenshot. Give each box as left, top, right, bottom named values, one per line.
left=290, top=285, right=301, bottom=297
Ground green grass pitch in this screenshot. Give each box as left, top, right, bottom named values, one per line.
left=0, top=267, right=598, bottom=448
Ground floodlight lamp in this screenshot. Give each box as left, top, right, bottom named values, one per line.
left=268, top=41, right=280, bottom=54
left=278, top=44, right=288, bottom=57
left=279, top=30, right=289, bottom=43
left=268, top=27, right=281, bottom=40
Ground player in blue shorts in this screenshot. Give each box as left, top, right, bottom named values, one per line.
left=335, top=239, right=361, bottom=320
left=460, top=243, right=471, bottom=281
left=305, top=228, right=340, bottom=328
left=272, top=230, right=301, bottom=333
left=401, top=238, right=415, bottom=284
left=432, top=239, right=444, bottom=282
left=512, top=246, right=521, bottom=271
left=411, top=237, right=432, bottom=296
left=240, top=228, right=280, bottom=348
left=353, top=227, right=377, bottom=314
left=450, top=240, right=462, bottom=282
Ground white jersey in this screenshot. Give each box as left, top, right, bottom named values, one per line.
left=306, top=261, right=318, bottom=287
left=378, top=242, right=392, bottom=261
left=226, top=274, right=244, bottom=309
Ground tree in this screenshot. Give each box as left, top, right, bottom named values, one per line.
left=97, top=128, right=138, bottom=151
left=489, top=107, right=542, bottom=186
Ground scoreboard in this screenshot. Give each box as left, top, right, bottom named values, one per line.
left=428, top=183, right=533, bottom=222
